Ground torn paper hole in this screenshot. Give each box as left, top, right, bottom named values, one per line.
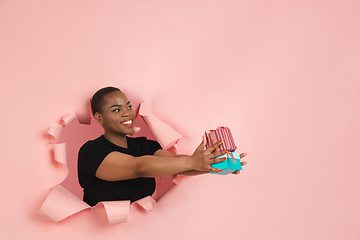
left=39, top=104, right=184, bottom=224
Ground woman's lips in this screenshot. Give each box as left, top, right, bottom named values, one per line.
left=121, top=119, right=134, bottom=127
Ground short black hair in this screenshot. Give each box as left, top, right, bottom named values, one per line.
left=91, top=86, right=121, bottom=116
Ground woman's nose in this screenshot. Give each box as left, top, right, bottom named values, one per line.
left=122, top=110, right=130, bottom=117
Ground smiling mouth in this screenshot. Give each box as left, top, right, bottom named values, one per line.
left=121, top=119, right=134, bottom=126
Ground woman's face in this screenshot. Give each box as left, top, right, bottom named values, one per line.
left=96, top=91, right=136, bottom=136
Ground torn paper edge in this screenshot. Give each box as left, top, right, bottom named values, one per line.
left=40, top=108, right=184, bottom=224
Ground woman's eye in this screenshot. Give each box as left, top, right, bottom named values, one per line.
left=113, top=109, right=120, bottom=113
left=127, top=105, right=133, bottom=109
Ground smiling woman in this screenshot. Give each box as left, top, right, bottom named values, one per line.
left=77, top=87, right=247, bottom=206
left=93, top=88, right=137, bottom=144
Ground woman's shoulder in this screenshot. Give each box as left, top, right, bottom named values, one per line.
left=78, top=135, right=115, bottom=162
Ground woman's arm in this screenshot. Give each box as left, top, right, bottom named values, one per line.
left=153, top=149, right=209, bottom=176
left=95, top=137, right=226, bottom=181
left=154, top=149, right=248, bottom=175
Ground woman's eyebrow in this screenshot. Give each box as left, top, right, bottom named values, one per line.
left=109, top=101, right=131, bottom=109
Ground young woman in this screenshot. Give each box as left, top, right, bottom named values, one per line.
left=78, top=87, right=247, bottom=206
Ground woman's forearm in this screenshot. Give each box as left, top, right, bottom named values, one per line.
left=136, top=155, right=192, bottom=177
left=177, top=170, right=209, bottom=176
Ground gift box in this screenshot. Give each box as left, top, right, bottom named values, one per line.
left=205, top=126, right=236, bottom=152
left=210, top=152, right=242, bottom=175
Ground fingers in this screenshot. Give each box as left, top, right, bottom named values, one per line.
left=211, top=156, right=227, bottom=164
left=209, top=151, right=247, bottom=165
left=240, top=153, right=247, bottom=166
left=205, top=140, right=223, bottom=154
left=209, top=149, right=228, bottom=159
left=203, top=135, right=207, bottom=147
left=193, top=140, right=248, bottom=173
left=208, top=156, right=226, bottom=173
left=210, top=152, right=247, bottom=174
left=240, top=152, right=247, bottom=158
left=209, top=167, right=223, bottom=173
left=195, top=136, right=206, bottom=151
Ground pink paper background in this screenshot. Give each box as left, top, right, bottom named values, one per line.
left=1, top=0, right=359, bottom=239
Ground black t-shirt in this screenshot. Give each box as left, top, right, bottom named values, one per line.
left=78, top=135, right=162, bottom=206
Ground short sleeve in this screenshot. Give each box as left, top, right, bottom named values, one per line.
left=147, top=139, right=162, bottom=155
left=78, top=140, right=113, bottom=176
left=126, top=137, right=162, bottom=156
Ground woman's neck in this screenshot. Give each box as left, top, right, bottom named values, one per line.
left=104, top=132, right=128, bottom=148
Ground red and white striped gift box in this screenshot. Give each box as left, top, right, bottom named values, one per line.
left=204, top=126, right=236, bottom=152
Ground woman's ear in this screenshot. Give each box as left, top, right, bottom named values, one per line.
left=94, top=112, right=103, bottom=126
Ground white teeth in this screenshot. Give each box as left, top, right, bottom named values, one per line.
left=122, top=120, right=132, bottom=124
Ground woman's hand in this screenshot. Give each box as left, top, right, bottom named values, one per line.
left=232, top=152, right=247, bottom=174
left=187, top=136, right=228, bottom=173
